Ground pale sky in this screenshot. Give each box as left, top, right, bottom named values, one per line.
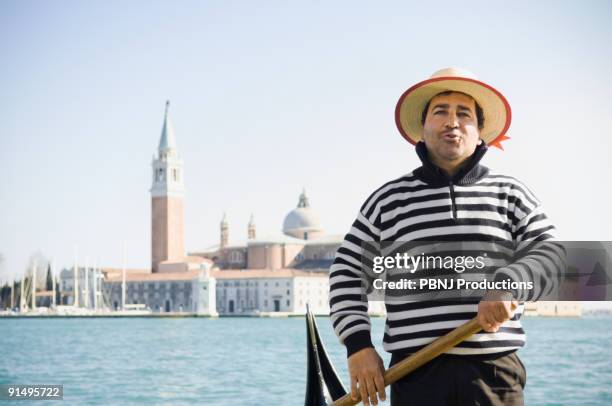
left=1, top=0, right=611, bottom=285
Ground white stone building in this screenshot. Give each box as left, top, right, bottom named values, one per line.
left=215, top=269, right=330, bottom=315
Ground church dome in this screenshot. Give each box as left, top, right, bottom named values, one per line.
left=282, top=190, right=324, bottom=240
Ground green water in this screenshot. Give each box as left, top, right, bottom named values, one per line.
left=0, top=316, right=611, bottom=405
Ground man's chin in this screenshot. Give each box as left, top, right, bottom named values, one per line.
left=439, top=147, right=464, bottom=161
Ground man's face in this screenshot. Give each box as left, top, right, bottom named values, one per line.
left=421, top=92, right=481, bottom=164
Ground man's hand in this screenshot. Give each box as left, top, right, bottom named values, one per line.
left=477, top=290, right=518, bottom=333
left=347, top=347, right=386, bottom=406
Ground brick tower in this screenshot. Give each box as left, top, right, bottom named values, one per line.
left=150, top=101, right=184, bottom=272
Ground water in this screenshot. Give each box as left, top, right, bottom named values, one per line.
left=1, top=316, right=611, bottom=405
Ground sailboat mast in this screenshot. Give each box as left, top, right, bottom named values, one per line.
left=74, top=247, right=79, bottom=307
left=32, top=259, right=37, bottom=311
left=19, top=272, right=25, bottom=311
left=93, top=259, right=98, bottom=311
left=122, top=242, right=126, bottom=310
left=51, top=259, right=56, bottom=308
left=11, top=279, right=15, bottom=310
left=84, top=257, right=89, bottom=309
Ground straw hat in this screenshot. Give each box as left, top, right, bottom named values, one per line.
left=395, top=67, right=512, bottom=149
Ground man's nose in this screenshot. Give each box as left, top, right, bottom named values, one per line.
left=445, top=111, right=459, bottom=129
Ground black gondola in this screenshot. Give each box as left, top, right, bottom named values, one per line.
left=304, top=306, right=482, bottom=406
left=304, top=305, right=347, bottom=406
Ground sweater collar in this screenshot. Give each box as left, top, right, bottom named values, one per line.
left=413, top=141, right=489, bottom=185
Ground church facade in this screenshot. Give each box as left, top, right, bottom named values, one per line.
left=84, top=101, right=364, bottom=316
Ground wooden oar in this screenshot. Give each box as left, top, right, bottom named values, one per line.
left=331, top=317, right=482, bottom=406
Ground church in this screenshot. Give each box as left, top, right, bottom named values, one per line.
left=101, top=102, right=347, bottom=316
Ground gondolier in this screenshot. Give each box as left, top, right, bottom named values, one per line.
left=328, top=68, right=563, bottom=406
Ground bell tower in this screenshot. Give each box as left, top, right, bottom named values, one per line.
left=248, top=213, right=256, bottom=239
left=151, top=101, right=185, bottom=272
left=220, top=213, right=229, bottom=249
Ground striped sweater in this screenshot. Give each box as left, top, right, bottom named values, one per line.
left=329, top=142, right=563, bottom=357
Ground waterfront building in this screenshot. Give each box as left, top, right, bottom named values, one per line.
left=49, top=103, right=362, bottom=316
left=186, top=190, right=389, bottom=316
left=55, top=102, right=347, bottom=316
left=213, top=269, right=330, bottom=315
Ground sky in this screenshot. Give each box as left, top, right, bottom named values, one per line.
left=1, top=1, right=611, bottom=288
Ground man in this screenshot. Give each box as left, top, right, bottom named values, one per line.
left=328, top=68, right=562, bottom=406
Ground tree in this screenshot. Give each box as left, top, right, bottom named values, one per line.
left=0, top=282, right=8, bottom=309
left=13, top=279, right=22, bottom=310
left=0, top=253, right=5, bottom=288
left=46, top=264, right=53, bottom=291
left=55, top=277, right=61, bottom=306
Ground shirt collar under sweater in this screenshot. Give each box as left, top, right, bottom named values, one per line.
left=413, top=141, right=490, bottom=186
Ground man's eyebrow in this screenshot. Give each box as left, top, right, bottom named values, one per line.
left=457, top=105, right=474, bottom=112
left=431, top=103, right=474, bottom=112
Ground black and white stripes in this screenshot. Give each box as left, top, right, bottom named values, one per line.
left=329, top=162, right=561, bottom=357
